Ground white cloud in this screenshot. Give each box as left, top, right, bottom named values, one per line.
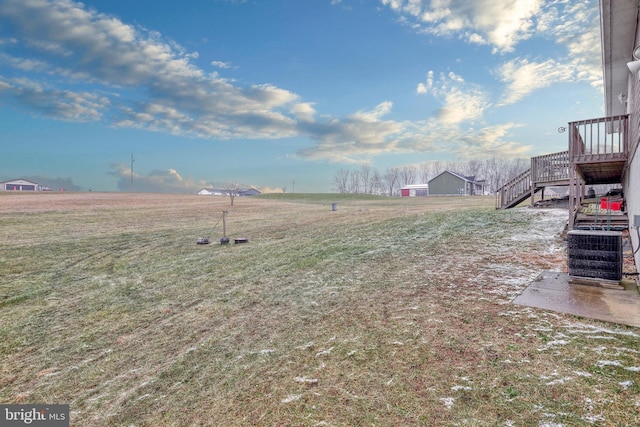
left=548, top=1, right=602, bottom=88
left=294, top=63, right=531, bottom=163
left=456, top=122, right=530, bottom=159
left=495, top=1, right=602, bottom=105
left=468, top=33, right=486, bottom=45
left=211, top=60, right=232, bottom=69
left=298, top=102, right=407, bottom=163
left=497, top=58, right=576, bottom=105
left=298, top=102, right=530, bottom=163
left=0, top=76, right=109, bottom=121
left=109, top=164, right=210, bottom=193
left=290, top=102, right=317, bottom=122
left=0, top=0, right=300, bottom=138
left=409, top=1, right=603, bottom=110
left=0, top=0, right=537, bottom=165
left=380, top=0, right=602, bottom=71
left=381, top=0, right=544, bottom=53
left=418, top=71, right=490, bottom=124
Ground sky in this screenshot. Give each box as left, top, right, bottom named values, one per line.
left=0, top=0, right=606, bottom=193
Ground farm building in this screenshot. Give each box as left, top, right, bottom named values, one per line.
left=400, top=184, right=429, bottom=197
left=428, top=171, right=486, bottom=196
left=198, top=187, right=261, bottom=197
left=1, top=178, right=41, bottom=191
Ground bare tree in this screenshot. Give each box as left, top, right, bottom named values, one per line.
left=480, top=158, right=499, bottom=193
left=333, top=169, right=350, bottom=193
left=348, top=169, right=361, bottom=194
left=460, top=159, right=482, bottom=180
left=431, top=161, right=445, bottom=178
left=383, top=167, right=401, bottom=196
left=372, top=169, right=385, bottom=195
left=224, top=181, right=242, bottom=206
left=400, top=166, right=417, bottom=187
left=507, top=158, right=528, bottom=180
left=418, top=162, right=431, bottom=184
left=360, top=164, right=373, bottom=194
left=331, top=157, right=533, bottom=195
left=480, top=157, right=526, bottom=194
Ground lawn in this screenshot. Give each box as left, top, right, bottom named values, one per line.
left=0, top=192, right=638, bottom=426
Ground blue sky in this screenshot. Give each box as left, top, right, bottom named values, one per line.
left=0, top=0, right=605, bottom=193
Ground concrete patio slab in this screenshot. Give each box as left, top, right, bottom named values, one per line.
left=513, top=271, right=640, bottom=328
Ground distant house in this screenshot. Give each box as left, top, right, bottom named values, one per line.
left=198, top=187, right=261, bottom=197
left=1, top=178, right=41, bottom=191
left=543, top=187, right=569, bottom=198
left=198, top=188, right=224, bottom=196
left=428, top=171, right=486, bottom=196
left=400, top=184, right=429, bottom=197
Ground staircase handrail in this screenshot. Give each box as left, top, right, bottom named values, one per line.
left=496, top=168, right=531, bottom=209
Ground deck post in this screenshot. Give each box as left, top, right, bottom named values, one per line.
left=530, top=157, right=535, bottom=206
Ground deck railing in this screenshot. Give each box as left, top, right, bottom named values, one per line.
left=496, top=150, right=570, bottom=209
left=569, top=115, right=628, bottom=162
left=567, top=114, right=629, bottom=229
left=496, top=168, right=531, bottom=209
left=531, top=151, right=569, bottom=184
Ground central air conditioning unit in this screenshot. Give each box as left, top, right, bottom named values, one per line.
left=567, top=230, right=623, bottom=282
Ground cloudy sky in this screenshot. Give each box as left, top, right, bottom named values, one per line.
left=0, top=0, right=605, bottom=193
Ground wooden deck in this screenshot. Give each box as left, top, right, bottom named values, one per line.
left=568, top=115, right=628, bottom=229
left=497, top=115, right=629, bottom=231
left=496, top=151, right=570, bottom=209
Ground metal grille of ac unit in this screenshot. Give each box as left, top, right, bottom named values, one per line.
left=567, top=230, right=623, bottom=281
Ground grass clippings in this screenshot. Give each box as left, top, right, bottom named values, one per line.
left=0, top=192, right=638, bottom=426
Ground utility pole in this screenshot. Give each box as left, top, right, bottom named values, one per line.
left=292, top=179, right=295, bottom=194
left=220, top=210, right=230, bottom=244
left=130, top=153, right=135, bottom=192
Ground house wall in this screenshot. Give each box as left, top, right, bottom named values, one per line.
left=429, top=172, right=466, bottom=195
left=625, top=149, right=639, bottom=268
left=627, top=53, right=640, bottom=270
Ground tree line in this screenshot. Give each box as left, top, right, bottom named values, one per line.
left=332, top=158, right=529, bottom=196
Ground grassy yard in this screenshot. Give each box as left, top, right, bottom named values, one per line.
left=0, top=192, right=638, bottom=426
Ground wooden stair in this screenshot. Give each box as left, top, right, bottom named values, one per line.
left=496, top=169, right=535, bottom=209
left=496, top=151, right=571, bottom=210
left=572, top=197, right=629, bottom=231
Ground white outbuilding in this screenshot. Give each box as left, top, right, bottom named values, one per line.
left=1, top=179, right=41, bottom=191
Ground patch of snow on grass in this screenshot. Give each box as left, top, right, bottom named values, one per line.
left=315, top=347, right=333, bottom=357
left=282, top=394, right=302, bottom=403
left=596, top=360, right=623, bottom=368
left=582, top=414, right=605, bottom=423
left=619, top=380, right=632, bottom=389
left=296, top=341, right=315, bottom=350
left=537, top=340, right=570, bottom=351
left=294, top=376, right=318, bottom=385
left=563, top=324, right=640, bottom=338
left=546, top=377, right=573, bottom=386
left=439, top=397, right=455, bottom=409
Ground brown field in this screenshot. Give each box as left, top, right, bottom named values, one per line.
left=0, top=192, right=638, bottom=426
